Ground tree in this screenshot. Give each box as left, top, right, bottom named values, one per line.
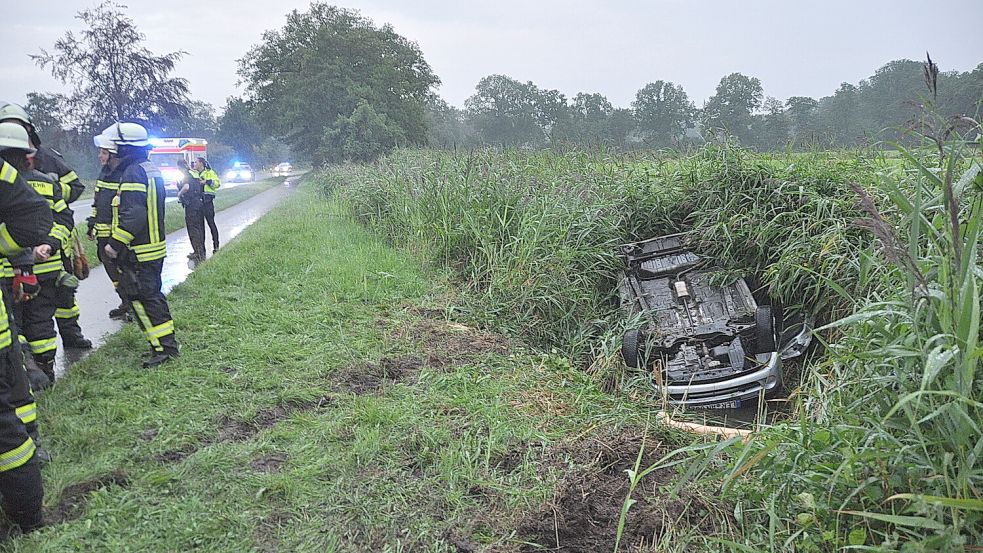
left=32, top=1, right=190, bottom=134
left=632, top=80, right=693, bottom=147
left=238, top=4, right=439, bottom=165
left=702, top=73, right=763, bottom=145
left=785, top=96, right=819, bottom=145
left=215, top=97, right=264, bottom=163
left=158, top=101, right=217, bottom=138
left=465, top=75, right=549, bottom=146
left=425, top=99, right=476, bottom=148
left=750, top=96, right=789, bottom=150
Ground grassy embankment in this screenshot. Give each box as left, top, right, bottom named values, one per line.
left=319, top=137, right=982, bottom=550
left=11, top=184, right=719, bottom=552
left=75, top=176, right=286, bottom=268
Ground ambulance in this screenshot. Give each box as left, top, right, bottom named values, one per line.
left=148, top=138, right=207, bottom=196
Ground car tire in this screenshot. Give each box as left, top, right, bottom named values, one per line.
left=753, top=306, right=777, bottom=353
left=622, top=329, right=644, bottom=368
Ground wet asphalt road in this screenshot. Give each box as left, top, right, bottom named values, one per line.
left=54, top=176, right=299, bottom=375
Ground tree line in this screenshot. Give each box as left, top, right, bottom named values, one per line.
left=23, top=2, right=983, bottom=174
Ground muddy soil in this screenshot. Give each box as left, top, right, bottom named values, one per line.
left=251, top=452, right=289, bottom=473
left=513, top=430, right=722, bottom=552
left=47, top=470, right=130, bottom=525
left=213, top=397, right=334, bottom=444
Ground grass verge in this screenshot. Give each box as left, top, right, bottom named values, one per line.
left=13, top=185, right=721, bottom=552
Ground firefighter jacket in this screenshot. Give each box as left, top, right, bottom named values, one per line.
left=33, top=144, right=85, bottom=204
left=0, top=160, right=53, bottom=289
left=201, top=168, right=221, bottom=196
left=108, top=153, right=167, bottom=263
left=87, top=163, right=122, bottom=239
left=21, top=170, right=72, bottom=276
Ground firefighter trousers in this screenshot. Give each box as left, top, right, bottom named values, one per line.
left=96, top=237, right=124, bottom=303
left=0, top=299, right=43, bottom=531
left=0, top=281, right=41, bottom=449
left=184, top=200, right=206, bottom=259
left=203, top=196, right=219, bottom=250
left=119, top=258, right=178, bottom=353
left=54, top=259, right=85, bottom=342
left=14, top=278, right=58, bottom=366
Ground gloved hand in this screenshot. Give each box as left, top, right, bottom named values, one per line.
left=12, top=269, right=40, bottom=302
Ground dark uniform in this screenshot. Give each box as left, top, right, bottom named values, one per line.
left=181, top=167, right=206, bottom=261
left=31, top=145, right=88, bottom=347
left=200, top=167, right=221, bottom=252
left=108, top=151, right=178, bottom=357
left=0, top=160, right=53, bottom=531
left=88, top=163, right=126, bottom=314
left=15, top=170, right=73, bottom=377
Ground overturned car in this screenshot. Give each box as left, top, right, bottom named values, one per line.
left=618, top=233, right=810, bottom=408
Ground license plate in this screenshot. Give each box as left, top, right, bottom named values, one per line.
left=696, top=400, right=741, bottom=409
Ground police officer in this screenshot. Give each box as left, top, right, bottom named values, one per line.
left=86, top=133, right=128, bottom=319
left=0, top=122, right=55, bottom=532
left=177, top=158, right=206, bottom=262
left=102, top=122, right=179, bottom=368
left=0, top=102, right=90, bottom=349
left=194, top=157, right=221, bottom=253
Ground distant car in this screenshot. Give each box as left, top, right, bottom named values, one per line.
left=272, top=162, right=292, bottom=177
left=617, top=233, right=811, bottom=408
left=225, top=163, right=254, bottom=183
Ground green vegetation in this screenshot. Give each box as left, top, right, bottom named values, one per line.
left=76, top=176, right=286, bottom=269
left=313, top=122, right=982, bottom=548
left=16, top=185, right=726, bottom=552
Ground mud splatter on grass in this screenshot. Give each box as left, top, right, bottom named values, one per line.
left=513, top=430, right=725, bottom=552
left=214, top=397, right=335, bottom=443
left=251, top=452, right=289, bottom=473
left=47, top=470, right=130, bottom=525
left=333, top=357, right=423, bottom=395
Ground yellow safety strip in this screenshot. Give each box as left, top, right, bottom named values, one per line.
left=111, top=227, right=135, bottom=244
left=55, top=303, right=80, bottom=319
left=0, top=224, right=22, bottom=255
left=147, top=176, right=159, bottom=244
left=0, top=162, right=16, bottom=183
left=33, top=256, right=64, bottom=275
left=52, top=199, right=68, bottom=213
left=131, top=300, right=163, bottom=351
left=0, top=329, right=11, bottom=350
left=146, top=319, right=175, bottom=340
left=95, top=180, right=120, bottom=191
left=15, top=403, right=37, bottom=424
left=28, top=337, right=57, bottom=355
left=59, top=171, right=78, bottom=185
left=0, top=438, right=36, bottom=472
left=119, top=183, right=147, bottom=192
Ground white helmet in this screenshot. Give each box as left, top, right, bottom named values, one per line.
left=0, top=122, right=36, bottom=153
left=0, top=102, right=31, bottom=126
left=106, top=121, right=150, bottom=147
left=94, top=132, right=118, bottom=154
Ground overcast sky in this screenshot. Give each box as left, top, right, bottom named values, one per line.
left=4, top=0, right=982, bottom=113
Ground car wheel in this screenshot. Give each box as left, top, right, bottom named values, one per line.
left=622, top=329, right=644, bottom=368
left=754, top=306, right=777, bottom=353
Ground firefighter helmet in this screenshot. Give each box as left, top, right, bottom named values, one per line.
left=0, top=102, right=31, bottom=126
left=0, top=122, right=36, bottom=153
left=94, top=132, right=118, bottom=154
left=106, top=122, right=150, bottom=147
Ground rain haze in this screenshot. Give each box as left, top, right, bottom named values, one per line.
left=4, top=0, right=982, bottom=111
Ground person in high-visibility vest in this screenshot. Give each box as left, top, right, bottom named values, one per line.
left=0, top=102, right=90, bottom=349
left=102, top=123, right=179, bottom=368
left=86, top=132, right=128, bottom=319
left=0, top=122, right=55, bottom=532
left=194, top=157, right=221, bottom=253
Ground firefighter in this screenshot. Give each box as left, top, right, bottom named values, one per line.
left=0, top=102, right=91, bottom=349
left=194, top=157, right=221, bottom=253
left=177, top=158, right=206, bottom=262
left=0, top=122, right=56, bottom=532
left=16, top=166, right=75, bottom=383
left=86, top=132, right=128, bottom=319
left=102, top=122, right=179, bottom=367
